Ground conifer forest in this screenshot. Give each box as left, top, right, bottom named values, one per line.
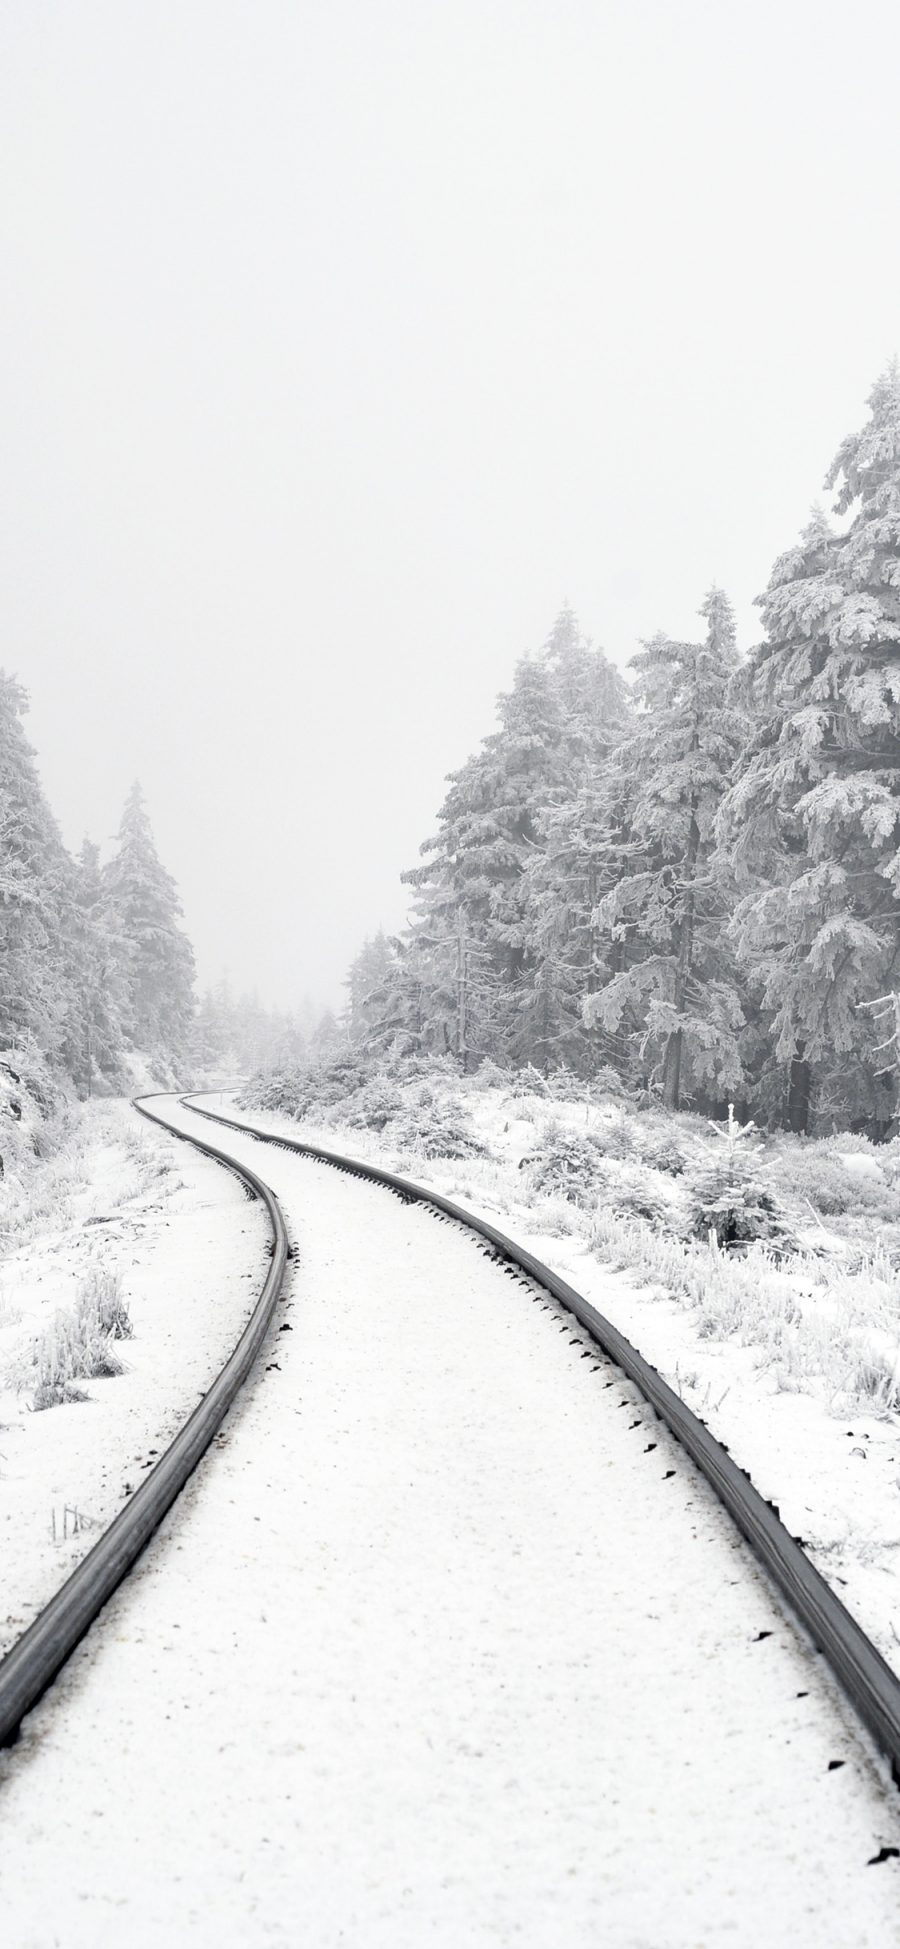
left=4, top=366, right=900, bottom=1137
left=345, top=367, right=900, bottom=1138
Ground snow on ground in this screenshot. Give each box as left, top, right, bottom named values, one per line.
left=1, top=1093, right=899, bottom=1948
left=223, top=1087, right=900, bottom=1685
left=0, top=1098, right=268, bottom=1656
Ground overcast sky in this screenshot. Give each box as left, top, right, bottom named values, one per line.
left=2, top=0, right=899, bottom=1011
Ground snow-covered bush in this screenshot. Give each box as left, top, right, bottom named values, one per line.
left=507, top=1064, right=550, bottom=1098
left=80, top=1268, right=133, bottom=1342
left=388, top=1094, right=488, bottom=1160
left=773, top=1147, right=874, bottom=1219
left=469, top=1058, right=512, bottom=1092
left=342, top=1076, right=404, bottom=1132
left=0, top=1041, right=70, bottom=1179
left=11, top=1267, right=132, bottom=1411
left=587, top=1115, right=635, bottom=1161
left=586, top=1065, right=631, bottom=1102
left=594, top=1158, right=675, bottom=1228
left=684, top=1108, right=792, bottom=1251
left=632, top=1125, right=687, bottom=1176
left=520, top=1120, right=610, bottom=1208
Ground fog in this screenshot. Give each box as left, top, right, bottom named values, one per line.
left=2, top=0, right=899, bottom=1009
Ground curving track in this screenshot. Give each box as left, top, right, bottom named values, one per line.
left=1, top=1091, right=899, bottom=1946
left=0, top=1094, right=289, bottom=1748
left=185, top=1092, right=900, bottom=1786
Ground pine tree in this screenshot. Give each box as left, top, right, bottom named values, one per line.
left=588, top=590, right=747, bottom=1109
left=104, top=783, right=195, bottom=1063
left=0, top=672, right=77, bottom=1064
left=62, top=837, right=128, bottom=1091
left=522, top=614, right=632, bottom=1073
left=403, top=645, right=566, bottom=1063
left=720, top=366, right=900, bottom=1132
left=345, top=932, right=398, bottom=1045
left=401, top=609, right=632, bottom=1070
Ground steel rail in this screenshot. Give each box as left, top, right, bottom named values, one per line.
left=182, top=1090, right=900, bottom=1788
left=0, top=1093, right=289, bottom=1748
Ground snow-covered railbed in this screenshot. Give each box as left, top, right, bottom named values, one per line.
left=0, top=1100, right=269, bottom=1657
left=2, top=1097, right=899, bottom=1946
left=227, top=1092, right=900, bottom=1683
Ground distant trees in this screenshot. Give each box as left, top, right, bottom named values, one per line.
left=192, top=977, right=309, bottom=1076
left=0, top=705, right=199, bottom=1090
left=102, top=783, right=196, bottom=1066
left=339, top=367, right=900, bottom=1133
left=0, top=673, right=80, bottom=1068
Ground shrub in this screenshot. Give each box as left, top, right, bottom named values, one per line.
left=632, top=1127, right=687, bottom=1176
left=469, top=1058, right=513, bottom=1092
left=774, top=1147, right=869, bottom=1218
left=388, top=1096, right=488, bottom=1160
left=342, top=1077, right=404, bottom=1131
left=520, top=1120, right=609, bottom=1207
left=12, top=1267, right=132, bottom=1410
left=594, top=1158, right=675, bottom=1228
left=589, top=1116, right=636, bottom=1162
left=507, top=1064, right=550, bottom=1098
left=586, top=1065, right=631, bottom=1102
left=684, top=1108, right=793, bottom=1251
left=80, top=1268, right=133, bottom=1341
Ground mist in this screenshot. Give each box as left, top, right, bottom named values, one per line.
left=2, top=0, right=899, bottom=1008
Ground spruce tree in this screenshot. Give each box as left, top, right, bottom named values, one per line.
left=403, top=646, right=565, bottom=1063
left=62, top=837, right=128, bottom=1091
left=0, top=672, right=77, bottom=1064
left=721, top=366, right=900, bottom=1131
left=104, top=783, right=195, bottom=1063
left=523, top=616, right=632, bottom=1073
left=588, top=590, right=747, bottom=1109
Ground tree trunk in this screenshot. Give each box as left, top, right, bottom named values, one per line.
left=663, top=800, right=700, bottom=1113
left=587, top=861, right=598, bottom=995
left=455, top=905, right=470, bottom=1072
left=662, top=1026, right=683, bottom=1112
left=787, top=1051, right=811, bottom=1134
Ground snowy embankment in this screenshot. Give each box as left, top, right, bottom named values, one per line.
left=229, top=1079, right=900, bottom=1683
left=2, top=1094, right=898, bottom=1948
left=0, top=1097, right=268, bottom=1656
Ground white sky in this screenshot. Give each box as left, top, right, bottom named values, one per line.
left=2, top=0, right=899, bottom=1009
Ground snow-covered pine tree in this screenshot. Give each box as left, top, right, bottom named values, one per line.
left=402, top=644, right=566, bottom=1065
left=0, top=672, right=79, bottom=1065
left=345, top=931, right=399, bottom=1046
left=103, top=783, right=195, bottom=1066
left=520, top=611, right=633, bottom=1073
left=61, top=837, right=128, bottom=1091
left=684, top=1104, right=789, bottom=1249
left=587, top=589, right=747, bottom=1109
left=720, top=366, right=900, bottom=1132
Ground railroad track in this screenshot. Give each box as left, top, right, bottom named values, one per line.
left=2, top=1085, right=900, bottom=1804
left=0, top=1094, right=289, bottom=1748
left=183, top=1090, right=900, bottom=1791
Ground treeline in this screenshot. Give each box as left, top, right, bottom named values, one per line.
left=0, top=680, right=312, bottom=1092
left=0, top=675, right=196, bottom=1089
left=346, top=367, right=900, bottom=1136
left=193, top=981, right=321, bottom=1077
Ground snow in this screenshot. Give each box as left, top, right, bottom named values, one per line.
left=2, top=1095, right=898, bottom=1946
left=839, top=1153, right=886, bottom=1179
left=0, top=1100, right=268, bottom=1656
left=226, top=1086, right=900, bottom=1687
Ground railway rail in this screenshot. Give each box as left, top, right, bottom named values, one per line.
left=1, top=1083, right=899, bottom=1807
left=183, top=1091, right=900, bottom=1790
left=0, top=1094, right=289, bottom=1747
